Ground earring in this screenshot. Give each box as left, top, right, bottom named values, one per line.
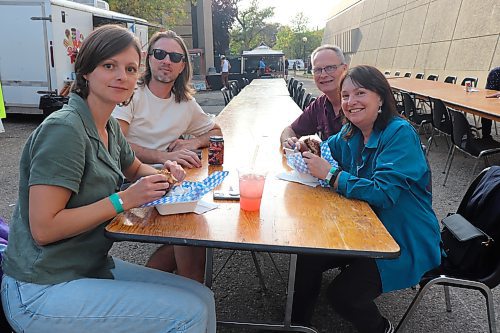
left=85, top=80, right=88, bottom=87
left=378, top=106, right=382, bottom=114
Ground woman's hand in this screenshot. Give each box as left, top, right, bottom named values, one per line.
left=121, top=174, right=170, bottom=210
left=163, top=160, right=186, bottom=182
left=303, top=152, right=332, bottom=180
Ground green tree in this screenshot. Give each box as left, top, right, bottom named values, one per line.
left=291, top=12, right=309, bottom=33
left=107, top=0, right=190, bottom=28
left=274, top=26, right=295, bottom=57
left=229, top=0, right=274, bottom=54
left=212, top=0, right=238, bottom=56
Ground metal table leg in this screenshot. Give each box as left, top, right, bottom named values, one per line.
left=216, top=253, right=318, bottom=333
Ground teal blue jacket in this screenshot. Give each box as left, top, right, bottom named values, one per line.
left=327, top=117, right=441, bottom=292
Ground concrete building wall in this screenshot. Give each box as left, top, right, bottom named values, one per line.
left=323, top=0, right=500, bottom=86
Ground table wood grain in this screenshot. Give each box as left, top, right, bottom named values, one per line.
left=106, top=78, right=400, bottom=258
left=388, top=78, right=500, bottom=121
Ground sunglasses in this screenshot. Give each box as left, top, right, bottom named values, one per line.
left=149, top=49, right=185, bottom=63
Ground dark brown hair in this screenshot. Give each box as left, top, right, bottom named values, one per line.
left=340, top=65, right=400, bottom=139
left=71, top=25, right=141, bottom=103
left=139, top=30, right=194, bottom=103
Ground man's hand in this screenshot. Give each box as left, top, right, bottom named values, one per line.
left=165, top=149, right=202, bottom=168
left=486, top=92, right=500, bottom=98
left=163, top=160, right=186, bottom=182
left=282, top=137, right=299, bottom=150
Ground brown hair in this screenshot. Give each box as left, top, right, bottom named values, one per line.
left=340, top=65, right=401, bottom=139
left=139, top=30, right=194, bottom=103
left=71, top=25, right=141, bottom=104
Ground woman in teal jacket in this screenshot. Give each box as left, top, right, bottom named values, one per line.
left=292, top=65, right=441, bottom=333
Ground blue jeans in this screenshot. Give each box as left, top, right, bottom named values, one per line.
left=1, top=258, right=215, bottom=333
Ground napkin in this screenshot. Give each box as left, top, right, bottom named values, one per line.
left=194, top=200, right=219, bottom=214
left=276, top=171, right=319, bottom=187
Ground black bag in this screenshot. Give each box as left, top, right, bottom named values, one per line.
left=441, top=213, right=493, bottom=275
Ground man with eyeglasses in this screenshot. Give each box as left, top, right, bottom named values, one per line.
left=280, top=45, right=347, bottom=149
left=112, top=30, right=222, bottom=283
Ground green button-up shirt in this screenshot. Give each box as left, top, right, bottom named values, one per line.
left=3, top=93, right=135, bottom=284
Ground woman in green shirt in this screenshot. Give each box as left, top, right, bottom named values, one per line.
left=1, top=25, right=215, bottom=333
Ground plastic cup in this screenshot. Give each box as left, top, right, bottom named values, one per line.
left=238, top=169, right=267, bottom=211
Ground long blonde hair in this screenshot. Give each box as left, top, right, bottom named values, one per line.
left=139, top=30, right=194, bottom=103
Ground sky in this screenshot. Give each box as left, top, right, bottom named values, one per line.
left=237, top=0, right=339, bottom=30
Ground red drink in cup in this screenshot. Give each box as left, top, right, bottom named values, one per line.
left=238, top=172, right=266, bottom=211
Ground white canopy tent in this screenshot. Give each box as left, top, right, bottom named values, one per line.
left=241, top=43, right=285, bottom=77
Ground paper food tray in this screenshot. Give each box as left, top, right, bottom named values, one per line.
left=141, top=171, right=228, bottom=215
left=155, top=200, right=199, bottom=215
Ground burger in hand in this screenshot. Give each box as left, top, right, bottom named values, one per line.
left=298, top=138, right=321, bottom=156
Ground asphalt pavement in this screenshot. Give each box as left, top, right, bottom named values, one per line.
left=1, top=76, right=499, bottom=332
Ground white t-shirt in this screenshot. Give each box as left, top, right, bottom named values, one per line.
left=112, top=85, right=215, bottom=151
left=222, top=59, right=230, bottom=73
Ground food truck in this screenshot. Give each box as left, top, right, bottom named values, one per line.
left=0, top=0, right=149, bottom=116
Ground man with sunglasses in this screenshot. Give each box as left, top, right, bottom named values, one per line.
left=280, top=45, right=347, bottom=149
left=112, top=30, right=222, bottom=283
left=113, top=30, right=222, bottom=170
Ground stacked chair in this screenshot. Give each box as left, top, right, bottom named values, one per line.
left=287, top=77, right=317, bottom=111
left=220, top=79, right=246, bottom=106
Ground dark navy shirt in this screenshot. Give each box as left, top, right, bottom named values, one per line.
left=486, top=67, right=500, bottom=90
left=290, top=94, right=343, bottom=141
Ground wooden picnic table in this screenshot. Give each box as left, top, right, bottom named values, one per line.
left=388, top=77, right=500, bottom=121
left=105, top=78, right=400, bottom=332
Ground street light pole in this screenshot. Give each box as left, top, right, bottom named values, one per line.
left=302, top=36, right=307, bottom=74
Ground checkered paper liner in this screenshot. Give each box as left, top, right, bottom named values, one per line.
left=286, top=141, right=338, bottom=187
left=142, top=171, right=229, bottom=207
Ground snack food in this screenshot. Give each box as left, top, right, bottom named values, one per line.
left=157, top=168, right=178, bottom=185
left=300, top=138, right=321, bottom=156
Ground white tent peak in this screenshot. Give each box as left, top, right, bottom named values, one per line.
left=242, top=43, right=284, bottom=56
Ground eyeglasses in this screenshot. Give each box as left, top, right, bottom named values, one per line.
left=149, top=49, right=185, bottom=63
left=312, top=64, right=344, bottom=75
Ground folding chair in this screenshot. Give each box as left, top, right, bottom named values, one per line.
left=415, top=73, right=425, bottom=79
left=426, top=74, right=439, bottom=81
left=396, top=167, right=500, bottom=333
left=461, top=77, right=478, bottom=87
left=221, top=87, right=231, bottom=106
left=288, top=77, right=295, bottom=96
left=443, top=108, right=500, bottom=186
left=401, top=92, right=432, bottom=134
left=403, top=72, right=412, bottom=78
left=394, top=71, right=401, bottom=77
left=302, top=93, right=313, bottom=111
left=294, top=87, right=305, bottom=107
left=444, top=75, right=457, bottom=84
left=426, top=97, right=452, bottom=161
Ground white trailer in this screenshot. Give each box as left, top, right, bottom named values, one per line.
left=0, top=0, right=150, bottom=116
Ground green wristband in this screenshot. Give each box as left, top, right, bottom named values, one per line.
left=109, top=193, right=124, bottom=214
